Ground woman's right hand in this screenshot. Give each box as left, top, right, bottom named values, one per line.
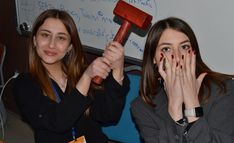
left=84, top=57, right=111, bottom=80
left=76, top=57, right=111, bottom=96
left=158, top=54, right=184, bottom=121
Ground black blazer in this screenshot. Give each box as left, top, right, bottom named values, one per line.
left=131, top=78, right=234, bottom=143
left=13, top=73, right=130, bottom=143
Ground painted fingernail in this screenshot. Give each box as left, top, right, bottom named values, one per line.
left=160, top=56, right=163, bottom=62
left=160, top=53, right=164, bottom=57
left=171, top=55, right=174, bottom=59
left=180, top=65, right=182, bottom=69
left=163, top=59, right=166, bottom=71
left=182, top=55, right=184, bottom=60
left=188, top=50, right=191, bottom=54
left=193, top=50, right=196, bottom=55
left=176, top=62, right=179, bottom=67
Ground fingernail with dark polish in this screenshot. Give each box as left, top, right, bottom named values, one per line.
left=160, top=56, right=163, bottom=62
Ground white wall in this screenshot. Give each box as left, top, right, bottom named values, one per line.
left=155, top=0, right=234, bottom=74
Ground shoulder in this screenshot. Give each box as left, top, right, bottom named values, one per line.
left=131, top=95, right=152, bottom=114
left=223, top=77, right=234, bottom=94
left=15, top=73, right=33, bottom=82
left=130, top=95, right=163, bottom=129
left=209, top=76, right=234, bottom=91
left=224, top=77, right=234, bottom=87
left=13, top=73, right=39, bottom=90
left=209, top=77, right=234, bottom=101
left=131, top=95, right=144, bottom=108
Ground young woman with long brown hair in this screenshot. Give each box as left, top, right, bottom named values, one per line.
left=13, top=9, right=129, bottom=143
left=131, top=17, right=234, bottom=143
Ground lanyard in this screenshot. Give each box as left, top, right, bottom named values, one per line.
left=51, top=80, right=77, bottom=140
left=51, top=81, right=61, bottom=103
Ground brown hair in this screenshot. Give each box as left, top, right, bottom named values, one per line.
left=28, top=9, right=85, bottom=101
left=140, top=17, right=232, bottom=107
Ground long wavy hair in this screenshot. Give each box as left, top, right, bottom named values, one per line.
left=28, top=9, right=85, bottom=101
left=140, top=17, right=232, bottom=107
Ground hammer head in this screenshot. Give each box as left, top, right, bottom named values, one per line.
left=113, top=0, right=153, bottom=29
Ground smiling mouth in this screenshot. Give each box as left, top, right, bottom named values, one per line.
left=44, top=50, right=57, bottom=56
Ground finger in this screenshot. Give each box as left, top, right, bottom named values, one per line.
left=107, top=48, right=123, bottom=61
left=110, top=41, right=124, bottom=49
left=185, top=50, right=192, bottom=77
left=158, top=57, right=166, bottom=79
left=105, top=41, right=123, bottom=54
left=104, top=42, right=111, bottom=51
left=90, top=65, right=109, bottom=79
left=104, top=43, right=114, bottom=54
left=164, top=54, right=172, bottom=76
left=171, top=54, right=177, bottom=81
left=197, top=72, right=207, bottom=85
left=95, top=63, right=111, bottom=78
left=101, top=57, right=111, bottom=67
left=102, top=52, right=114, bottom=62
left=191, top=50, right=196, bottom=76
left=180, top=54, right=185, bottom=71
left=180, top=55, right=186, bottom=83
left=175, top=61, right=180, bottom=77
left=106, top=44, right=117, bottom=53
left=179, top=64, right=185, bottom=84
left=104, top=43, right=124, bottom=61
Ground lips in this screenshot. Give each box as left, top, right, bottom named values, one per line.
left=44, top=50, right=57, bottom=56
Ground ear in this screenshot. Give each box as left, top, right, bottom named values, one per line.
left=153, top=58, right=157, bottom=64
left=67, top=44, right=73, bottom=52
left=33, top=36, right=37, bottom=47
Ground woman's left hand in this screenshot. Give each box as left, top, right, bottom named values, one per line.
left=179, top=50, right=207, bottom=109
left=102, top=41, right=125, bottom=84
left=102, top=41, right=124, bottom=70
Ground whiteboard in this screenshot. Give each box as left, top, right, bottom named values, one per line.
left=15, top=0, right=234, bottom=74
left=15, top=0, right=157, bottom=63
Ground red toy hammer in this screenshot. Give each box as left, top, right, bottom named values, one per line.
left=92, top=0, right=153, bottom=84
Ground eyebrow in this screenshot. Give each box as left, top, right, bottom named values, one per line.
left=39, top=29, right=69, bottom=36
left=180, top=39, right=190, bottom=44
left=158, top=39, right=190, bottom=47
left=157, top=42, right=171, bottom=47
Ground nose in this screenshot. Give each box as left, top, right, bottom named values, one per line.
left=173, top=49, right=181, bottom=62
left=49, top=37, right=55, bottom=49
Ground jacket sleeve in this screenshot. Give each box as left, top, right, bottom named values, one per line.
left=13, top=73, right=92, bottom=132
left=131, top=79, right=234, bottom=143
left=89, top=72, right=130, bottom=125
left=183, top=79, right=234, bottom=143
left=131, top=97, right=180, bottom=143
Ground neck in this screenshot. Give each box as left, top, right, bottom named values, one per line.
left=44, top=62, right=62, bottom=74
left=46, top=64, right=67, bottom=92
left=49, top=73, right=67, bottom=92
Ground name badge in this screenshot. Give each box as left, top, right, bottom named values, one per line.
left=68, top=136, right=86, bottom=143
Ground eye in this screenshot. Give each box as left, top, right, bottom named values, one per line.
left=56, top=34, right=70, bottom=42
left=39, top=32, right=50, bottom=38
left=181, top=44, right=191, bottom=50
left=58, top=36, right=67, bottom=41
left=161, top=47, right=171, bottom=53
